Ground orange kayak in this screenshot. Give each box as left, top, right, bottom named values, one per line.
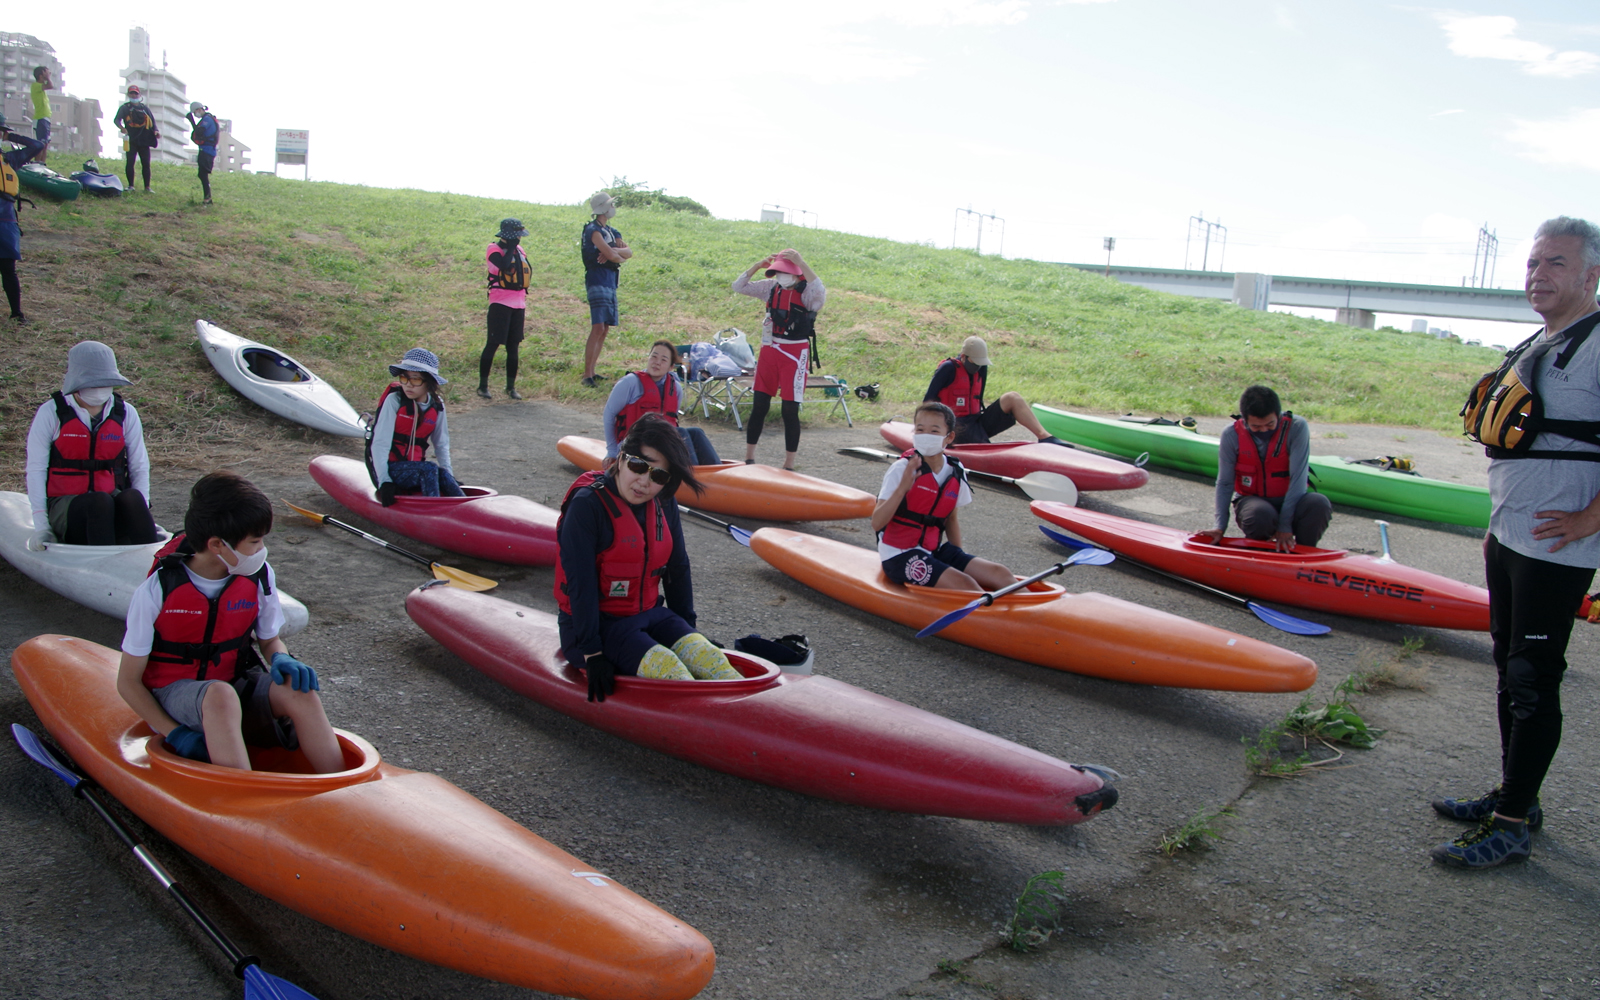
left=749, top=529, right=1317, bottom=692
left=557, top=435, right=874, bottom=522
left=11, top=635, right=715, bottom=1000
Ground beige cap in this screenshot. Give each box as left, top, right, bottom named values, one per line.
left=588, top=191, right=616, bottom=217
left=961, top=336, right=990, bottom=365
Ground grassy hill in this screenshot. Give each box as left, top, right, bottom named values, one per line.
left=0, top=162, right=1503, bottom=487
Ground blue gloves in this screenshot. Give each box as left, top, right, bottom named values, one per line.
left=270, top=651, right=320, bottom=692
left=165, top=725, right=210, bottom=762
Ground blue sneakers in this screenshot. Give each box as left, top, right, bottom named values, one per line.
left=1432, top=786, right=1543, bottom=832
left=1431, top=816, right=1531, bottom=869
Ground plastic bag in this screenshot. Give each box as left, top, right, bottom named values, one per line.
left=687, top=342, right=742, bottom=380
left=714, top=328, right=756, bottom=369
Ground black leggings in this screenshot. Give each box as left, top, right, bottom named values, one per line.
left=1485, top=533, right=1595, bottom=818
left=1, top=257, right=19, bottom=317
left=62, top=490, right=159, bottom=546
left=746, top=393, right=801, bottom=452
left=480, top=340, right=519, bottom=387
left=125, top=146, right=152, bottom=189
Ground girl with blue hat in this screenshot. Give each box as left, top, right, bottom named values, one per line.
left=365, top=348, right=464, bottom=505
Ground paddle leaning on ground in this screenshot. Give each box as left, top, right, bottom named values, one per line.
left=280, top=500, right=497, bottom=591
left=1037, top=524, right=1330, bottom=636
left=839, top=447, right=1080, bottom=505
left=12, top=724, right=322, bottom=1000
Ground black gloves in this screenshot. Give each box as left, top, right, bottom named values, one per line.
left=585, top=653, right=616, bottom=703
left=377, top=482, right=397, bottom=507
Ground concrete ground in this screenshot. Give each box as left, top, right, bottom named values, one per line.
left=3, top=398, right=1597, bottom=1000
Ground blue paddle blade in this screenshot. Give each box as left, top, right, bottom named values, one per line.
left=11, top=724, right=82, bottom=789
left=1072, top=547, right=1116, bottom=566
left=915, top=598, right=987, bottom=638
left=729, top=525, right=753, bottom=547
left=244, top=965, right=323, bottom=1000
left=1247, top=601, right=1332, bottom=636
left=1038, top=524, right=1096, bottom=552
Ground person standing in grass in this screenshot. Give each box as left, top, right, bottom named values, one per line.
left=923, top=336, right=1072, bottom=447
left=481, top=218, right=530, bottom=399
left=1, top=114, right=45, bottom=322
left=185, top=102, right=219, bottom=204
left=581, top=192, right=630, bottom=388
left=1198, top=384, right=1332, bottom=553
left=28, top=67, right=54, bottom=164
left=113, top=86, right=159, bottom=194
left=1431, top=216, right=1600, bottom=870
left=732, top=249, right=825, bottom=470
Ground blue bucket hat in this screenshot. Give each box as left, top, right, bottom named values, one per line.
left=388, top=347, right=448, bottom=386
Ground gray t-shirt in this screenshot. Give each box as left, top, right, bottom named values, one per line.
left=1488, top=311, right=1600, bottom=568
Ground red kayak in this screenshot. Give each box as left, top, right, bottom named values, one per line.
left=1031, top=501, right=1490, bottom=631
left=310, top=455, right=557, bottom=566
left=405, top=584, right=1117, bottom=826
left=879, top=422, right=1147, bottom=492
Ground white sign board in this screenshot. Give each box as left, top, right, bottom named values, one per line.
left=275, top=129, right=309, bottom=166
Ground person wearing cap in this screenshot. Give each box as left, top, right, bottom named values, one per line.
left=1, top=112, right=46, bottom=322
left=368, top=348, right=463, bottom=506
left=923, top=337, right=1071, bottom=448
left=581, top=192, right=631, bottom=388
left=28, top=66, right=54, bottom=164
left=113, top=86, right=159, bottom=193
left=185, top=101, right=220, bottom=204
left=25, top=341, right=158, bottom=547
left=732, top=248, right=826, bottom=469
left=481, top=218, right=531, bottom=399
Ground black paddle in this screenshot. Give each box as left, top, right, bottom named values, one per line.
left=11, top=724, right=322, bottom=1000
left=915, top=547, right=1116, bottom=637
left=680, top=506, right=753, bottom=546
left=1036, top=524, right=1331, bottom=636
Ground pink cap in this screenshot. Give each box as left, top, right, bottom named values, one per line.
left=764, top=256, right=803, bottom=277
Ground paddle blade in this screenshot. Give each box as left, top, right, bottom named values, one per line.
left=1247, top=601, right=1332, bottom=636
left=728, top=525, right=754, bottom=547
left=279, top=499, right=328, bottom=524
left=12, top=724, right=83, bottom=789
left=915, top=597, right=987, bottom=638
left=430, top=563, right=499, bottom=592
left=1069, top=547, right=1117, bottom=567
left=1038, top=524, right=1094, bottom=551
left=244, top=964, right=323, bottom=1000
left=1015, top=472, right=1078, bottom=506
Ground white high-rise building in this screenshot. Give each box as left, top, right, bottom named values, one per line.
left=119, top=27, right=189, bottom=165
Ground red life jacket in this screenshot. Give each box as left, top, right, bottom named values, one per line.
left=1232, top=412, right=1295, bottom=499
left=379, top=383, right=440, bottom=463
left=553, top=472, right=672, bottom=619
left=613, top=372, right=680, bottom=444
left=45, top=392, right=132, bottom=497
left=765, top=281, right=816, bottom=342
left=880, top=449, right=967, bottom=551
left=934, top=360, right=985, bottom=417
left=141, top=533, right=269, bottom=688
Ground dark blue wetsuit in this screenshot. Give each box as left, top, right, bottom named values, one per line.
left=187, top=111, right=219, bottom=201
left=3, top=131, right=46, bottom=318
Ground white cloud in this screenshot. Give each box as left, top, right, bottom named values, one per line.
left=1435, top=14, right=1599, bottom=78
left=1506, top=108, right=1600, bottom=170
left=1430, top=108, right=1465, bottom=117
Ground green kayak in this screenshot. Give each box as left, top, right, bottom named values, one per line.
left=1032, top=405, right=1490, bottom=529
left=17, top=162, right=82, bottom=201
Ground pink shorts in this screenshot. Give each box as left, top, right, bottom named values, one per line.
left=753, top=340, right=808, bottom=401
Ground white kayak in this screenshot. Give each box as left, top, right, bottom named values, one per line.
left=0, top=492, right=309, bottom=636
left=196, top=319, right=366, bottom=437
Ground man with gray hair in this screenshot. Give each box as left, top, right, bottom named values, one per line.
left=1432, top=215, right=1600, bottom=868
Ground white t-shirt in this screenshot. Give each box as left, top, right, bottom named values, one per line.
left=122, top=562, right=284, bottom=658
left=877, top=457, right=973, bottom=560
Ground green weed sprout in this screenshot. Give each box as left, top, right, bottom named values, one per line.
left=1003, top=870, right=1068, bottom=952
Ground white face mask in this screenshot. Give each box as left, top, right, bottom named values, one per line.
left=912, top=433, right=946, bottom=457
left=223, top=540, right=269, bottom=577
left=76, top=386, right=113, bottom=407
left=775, top=273, right=799, bottom=288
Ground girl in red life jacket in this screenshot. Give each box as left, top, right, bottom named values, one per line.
left=24, top=340, right=158, bottom=548
left=871, top=401, right=1018, bottom=592
left=115, top=471, right=344, bottom=773
left=369, top=348, right=465, bottom=507
left=731, top=248, right=826, bottom=470
left=555, top=413, right=741, bottom=703
left=602, top=340, right=723, bottom=465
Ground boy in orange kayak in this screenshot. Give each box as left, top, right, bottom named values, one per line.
left=872, top=401, right=1016, bottom=591
left=116, top=471, right=344, bottom=773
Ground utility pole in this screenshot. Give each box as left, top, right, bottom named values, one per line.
left=1185, top=213, right=1227, bottom=271
left=1103, top=237, right=1116, bottom=277
left=1470, top=223, right=1499, bottom=288
left=954, top=207, right=1005, bottom=256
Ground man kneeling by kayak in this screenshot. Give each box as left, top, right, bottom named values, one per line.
left=556, top=413, right=742, bottom=702
left=116, top=471, right=345, bottom=773
left=873, top=401, right=1017, bottom=590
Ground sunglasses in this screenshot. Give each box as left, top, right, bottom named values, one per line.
left=395, top=372, right=429, bottom=385
left=622, top=453, right=671, bottom=485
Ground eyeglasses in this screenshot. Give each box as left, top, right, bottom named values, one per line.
left=622, top=453, right=671, bottom=485
left=395, top=373, right=428, bottom=386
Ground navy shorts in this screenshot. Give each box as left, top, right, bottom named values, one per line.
left=0, top=220, right=20, bottom=260
left=953, top=401, right=1016, bottom=445
left=882, top=542, right=975, bottom=588
left=35, top=118, right=52, bottom=144
left=587, top=282, right=619, bottom=326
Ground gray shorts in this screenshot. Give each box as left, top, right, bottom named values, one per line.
left=151, top=669, right=298, bottom=748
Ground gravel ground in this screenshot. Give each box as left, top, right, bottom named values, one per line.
left=3, top=397, right=1597, bottom=1000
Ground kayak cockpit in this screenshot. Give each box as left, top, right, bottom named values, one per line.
left=880, top=574, right=1066, bottom=605
left=134, top=727, right=382, bottom=790
left=1182, top=534, right=1348, bottom=561
left=567, top=651, right=784, bottom=694
left=388, top=486, right=498, bottom=507
left=242, top=348, right=311, bottom=384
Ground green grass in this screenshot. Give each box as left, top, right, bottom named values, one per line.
left=1159, top=806, right=1235, bottom=856
left=0, top=162, right=1505, bottom=482
left=1002, top=870, right=1069, bottom=952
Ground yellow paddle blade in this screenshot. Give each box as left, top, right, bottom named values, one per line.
left=431, top=562, right=498, bottom=592
left=280, top=499, right=328, bottom=524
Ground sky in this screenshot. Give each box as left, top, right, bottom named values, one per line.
left=6, top=2, right=1595, bottom=346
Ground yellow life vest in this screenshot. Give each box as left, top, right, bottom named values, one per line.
left=1, top=156, right=18, bottom=201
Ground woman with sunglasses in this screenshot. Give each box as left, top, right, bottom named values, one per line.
left=555, top=413, right=741, bottom=702
left=602, top=340, right=722, bottom=466
left=367, top=348, right=465, bottom=507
